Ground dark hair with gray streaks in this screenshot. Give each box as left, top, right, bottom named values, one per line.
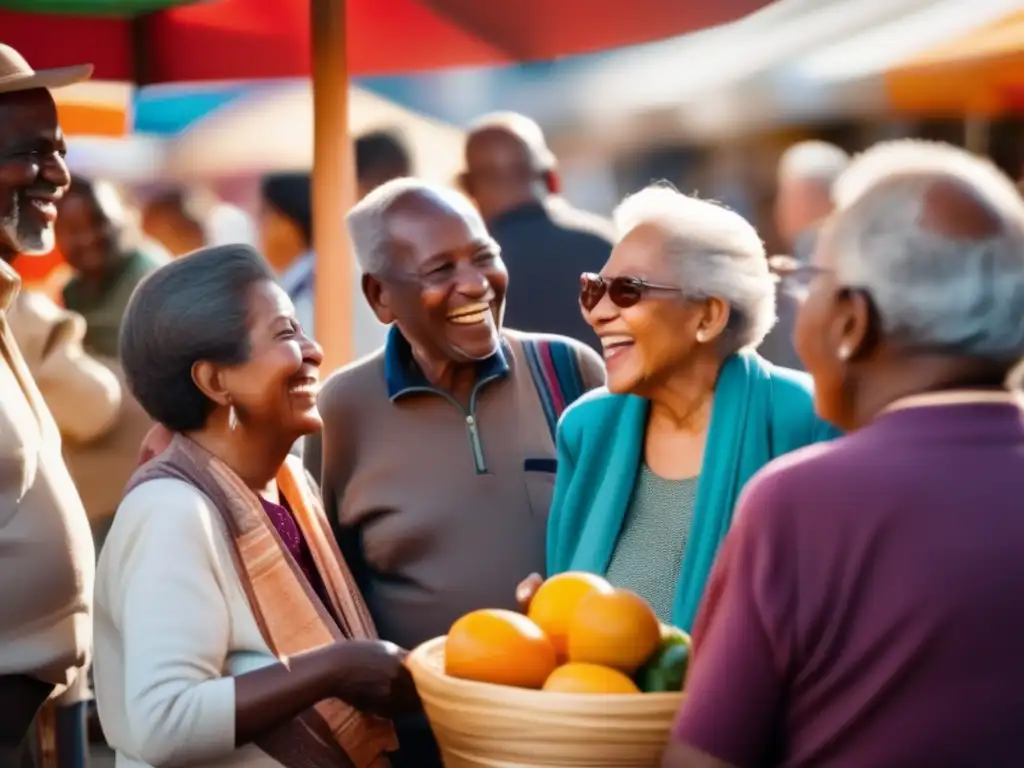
left=119, top=244, right=276, bottom=432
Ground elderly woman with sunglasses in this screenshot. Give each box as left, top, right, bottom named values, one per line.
left=519, top=184, right=839, bottom=630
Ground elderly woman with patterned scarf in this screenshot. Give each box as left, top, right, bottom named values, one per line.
left=519, top=184, right=839, bottom=630
left=92, top=245, right=418, bottom=768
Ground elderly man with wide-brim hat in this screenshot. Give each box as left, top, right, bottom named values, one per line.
left=0, top=44, right=97, bottom=767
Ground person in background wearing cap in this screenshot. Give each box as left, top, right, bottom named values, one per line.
left=461, top=111, right=614, bottom=352
left=0, top=44, right=97, bottom=767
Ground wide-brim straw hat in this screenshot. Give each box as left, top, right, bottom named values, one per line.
left=0, top=44, right=92, bottom=95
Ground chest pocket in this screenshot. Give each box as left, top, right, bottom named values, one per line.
left=523, top=457, right=557, bottom=518
left=521, top=340, right=585, bottom=519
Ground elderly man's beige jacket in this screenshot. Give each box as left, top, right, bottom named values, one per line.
left=7, top=289, right=122, bottom=444
left=0, top=259, right=94, bottom=696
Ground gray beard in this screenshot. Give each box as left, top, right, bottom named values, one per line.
left=0, top=191, right=54, bottom=257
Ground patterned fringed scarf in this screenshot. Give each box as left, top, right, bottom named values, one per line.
left=124, top=434, right=397, bottom=767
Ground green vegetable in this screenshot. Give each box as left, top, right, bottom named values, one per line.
left=637, top=625, right=691, bottom=693
left=638, top=640, right=690, bottom=692
left=660, top=624, right=690, bottom=645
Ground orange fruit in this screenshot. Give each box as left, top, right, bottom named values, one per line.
left=542, top=662, right=641, bottom=694
left=445, top=609, right=557, bottom=689
left=528, top=572, right=614, bottom=660
left=566, top=588, right=662, bottom=675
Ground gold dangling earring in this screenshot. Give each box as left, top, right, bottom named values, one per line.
left=227, top=404, right=239, bottom=431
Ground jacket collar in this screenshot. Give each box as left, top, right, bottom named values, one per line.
left=383, top=324, right=509, bottom=400
left=882, top=389, right=1023, bottom=414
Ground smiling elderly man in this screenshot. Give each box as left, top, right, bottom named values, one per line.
left=0, top=45, right=96, bottom=765
left=307, top=177, right=604, bottom=766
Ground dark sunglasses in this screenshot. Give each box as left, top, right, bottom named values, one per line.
left=579, top=273, right=682, bottom=311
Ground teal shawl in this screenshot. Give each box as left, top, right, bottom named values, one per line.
left=546, top=351, right=839, bottom=630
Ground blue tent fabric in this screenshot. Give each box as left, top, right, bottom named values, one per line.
left=131, top=86, right=250, bottom=135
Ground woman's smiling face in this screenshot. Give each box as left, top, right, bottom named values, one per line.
left=583, top=223, right=708, bottom=396
left=219, top=279, right=324, bottom=439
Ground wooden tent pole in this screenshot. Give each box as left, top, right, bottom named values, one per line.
left=311, top=0, right=354, bottom=373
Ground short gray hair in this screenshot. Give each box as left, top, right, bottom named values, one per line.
left=778, top=141, right=850, bottom=191
left=346, top=177, right=483, bottom=275
left=829, top=140, right=1024, bottom=361
left=613, top=184, right=776, bottom=354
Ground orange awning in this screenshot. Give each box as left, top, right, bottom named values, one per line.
left=885, top=8, right=1024, bottom=116
left=55, top=103, right=128, bottom=137
left=53, top=82, right=131, bottom=137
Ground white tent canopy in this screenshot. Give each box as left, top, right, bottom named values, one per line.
left=568, top=0, right=834, bottom=117
left=66, top=135, right=170, bottom=184
left=65, top=81, right=465, bottom=188
left=569, top=0, right=937, bottom=140
left=167, top=81, right=465, bottom=185
left=566, top=0, right=1024, bottom=145
left=770, top=0, right=1024, bottom=121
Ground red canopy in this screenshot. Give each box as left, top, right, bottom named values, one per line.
left=4, top=0, right=773, bottom=370
left=3, top=0, right=770, bottom=83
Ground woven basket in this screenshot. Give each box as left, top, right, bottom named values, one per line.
left=407, top=636, right=684, bottom=768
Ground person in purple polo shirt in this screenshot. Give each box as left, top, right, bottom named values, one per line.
left=665, top=140, right=1024, bottom=768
